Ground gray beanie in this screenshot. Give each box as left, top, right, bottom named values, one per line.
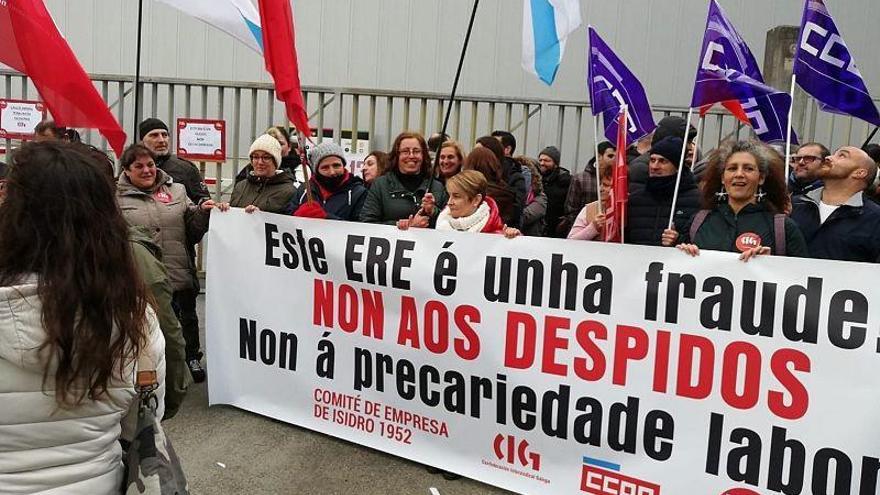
left=309, top=141, right=347, bottom=167
left=249, top=134, right=283, bottom=168
left=539, top=146, right=561, bottom=166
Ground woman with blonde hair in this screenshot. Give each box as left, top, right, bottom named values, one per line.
left=436, top=170, right=520, bottom=237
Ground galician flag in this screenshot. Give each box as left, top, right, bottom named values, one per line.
left=522, top=0, right=582, bottom=85
left=156, top=0, right=264, bottom=54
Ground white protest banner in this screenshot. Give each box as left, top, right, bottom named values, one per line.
left=206, top=209, right=880, bottom=495
left=176, top=118, right=226, bottom=162
left=0, top=99, right=46, bottom=139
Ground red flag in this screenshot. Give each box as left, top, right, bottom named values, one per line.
left=604, top=107, right=629, bottom=243
left=257, top=0, right=311, bottom=137
left=700, top=100, right=750, bottom=126
left=0, top=0, right=126, bottom=155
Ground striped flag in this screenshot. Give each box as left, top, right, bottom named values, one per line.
left=156, top=0, right=264, bottom=54
left=522, top=0, right=582, bottom=85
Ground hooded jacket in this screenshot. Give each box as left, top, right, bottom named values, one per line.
left=0, top=276, right=166, bottom=495
left=230, top=170, right=297, bottom=214
left=236, top=154, right=306, bottom=189
left=541, top=166, right=572, bottom=237
left=359, top=170, right=448, bottom=225
left=681, top=202, right=809, bottom=257
left=285, top=172, right=368, bottom=221
left=790, top=188, right=880, bottom=262
left=626, top=168, right=701, bottom=246
left=117, top=170, right=209, bottom=291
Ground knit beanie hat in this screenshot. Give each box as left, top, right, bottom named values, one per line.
left=539, top=146, right=561, bottom=166
left=649, top=136, right=685, bottom=167
left=249, top=134, right=283, bottom=168
left=138, top=118, right=169, bottom=140
left=309, top=141, right=347, bottom=167
left=652, top=116, right=697, bottom=145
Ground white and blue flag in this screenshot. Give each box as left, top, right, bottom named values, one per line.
left=156, top=0, right=264, bottom=54
left=522, top=0, right=582, bottom=86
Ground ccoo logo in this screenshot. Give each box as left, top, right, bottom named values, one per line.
left=735, top=232, right=762, bottom=252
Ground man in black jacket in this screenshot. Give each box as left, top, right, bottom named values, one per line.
left=790, top=146, right=880, bottom=262
left=626, top=137, right=701, bottom=246
left=537, top=145, right=571, bottom=237
left=139, top=117, right=211, bottom=383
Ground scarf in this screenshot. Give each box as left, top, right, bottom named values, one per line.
left=436, top=202, right=491, bottom=232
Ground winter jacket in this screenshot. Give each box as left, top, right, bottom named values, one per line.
left=236, top=154, right=306, bottom=190
left=128, top=226, right=188, bottom=419
left=117, top=170, right=209, bottom=292
left=285, top=173, right=368, bottom=221
left=788, top=173, right=824, bottom=198
left=359, top=171, right=448, bottom=225
left=522, top=191, right=547, bottom=236
left=626, top=169, right=701, bottom=246
left=681, top=202, right=809, bottom=257
left=559, top=163, right=599, bottom=234
left=790, top=188, right=880, bottom=263
left=230, top=170, right=296, bottom=214
left=436, top=196, right=505, bottom=234
left=500, top=156, right=526, bottom=228
left=541, top=166, right=572, bottom=237
left=155, top=154, right=210, bottom=204
left=0, top=275, right=165, bottom=495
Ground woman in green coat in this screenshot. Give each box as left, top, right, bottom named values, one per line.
left=662, top=140, right=808, bottom=260
left=359, top=132, right=447, bottom=227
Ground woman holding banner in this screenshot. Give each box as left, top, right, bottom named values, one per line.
left=359, top=132, right=447, bottom=227
left=662, top=140, right=808, bottom=260
left=230, top=134, right=297, bottom=214
left=434, top=170, right=520, bottom=238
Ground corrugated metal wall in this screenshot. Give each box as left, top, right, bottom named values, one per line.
left=41, top=0, right=880, bottom=107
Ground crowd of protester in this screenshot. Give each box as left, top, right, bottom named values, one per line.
left=2, top=113, right=880, bottom=492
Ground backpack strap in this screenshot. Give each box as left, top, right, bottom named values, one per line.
left=689, top=209, right=711, bottom=242
left=774, top=214, right=786, bottom=256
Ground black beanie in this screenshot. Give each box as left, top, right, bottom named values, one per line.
left=652, top=116, right=697, bottom=145
left=649, top=136, right=685, bottom=167
left=138, top=118, right=169, bottom=141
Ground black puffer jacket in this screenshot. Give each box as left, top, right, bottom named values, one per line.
left=541, top=166, right=572, bottom=237
left=284, top=174, right=368, bottom=221
left=156, top=154, right=210, bottom=204
left=625, top=169, right=701, bottom=246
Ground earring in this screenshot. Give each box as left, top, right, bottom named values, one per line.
left=755, top=187, right=766, bottom=202
left=715, top=187, right=728, bottom=201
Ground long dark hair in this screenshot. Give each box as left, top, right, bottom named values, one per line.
left=388, top=131, right=431, bottom=176
left=700, top=140, right=789, bottom=213
left=464, top=146, right=502, bottom=183
left=0, top=142, right=148, bottom=405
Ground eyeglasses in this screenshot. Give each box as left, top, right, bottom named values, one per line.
left=399, top=148, right=423, bottom=156
left=250, top=154, right=274, bottom=162
left=789, top=155, right=823, bottom=164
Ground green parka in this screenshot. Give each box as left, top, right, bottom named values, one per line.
left=359, top=171, right=448, bottom=225
left=230, top=170, right=296, bottom=214
left=681, top=203, right=808, bottom=257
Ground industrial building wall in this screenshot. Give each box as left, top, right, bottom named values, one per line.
left=42, top=0, right=880, bottom=108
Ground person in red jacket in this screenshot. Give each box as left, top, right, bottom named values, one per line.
left=434, top=170, right=520, bottom=237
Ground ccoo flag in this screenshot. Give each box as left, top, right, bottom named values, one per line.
left=522, top=0, right=582, bottom=85
left=157, top=0, right=263, bottom=54
left=588, top=27, right=656, bottom=145
left=691, top=0, right=796, bottom=144
left=793, top=0, right=880, bottom=126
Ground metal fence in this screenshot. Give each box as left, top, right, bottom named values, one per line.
left=3, top=69, right=878, bottom=190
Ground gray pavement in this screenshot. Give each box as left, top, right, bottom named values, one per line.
left=162, top=294, right=516, bottom=495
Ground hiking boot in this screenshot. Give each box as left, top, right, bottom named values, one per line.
left=188, top=358, right=206, bottom=383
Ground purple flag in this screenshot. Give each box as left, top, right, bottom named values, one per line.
left=793, top=0, right=880, bottom=126
left=691, top=0, right=796, bottom=144
left=587, top=27, right=656, bottom=145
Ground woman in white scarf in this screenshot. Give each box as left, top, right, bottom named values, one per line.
left=435, top=170, right=520, bottom=237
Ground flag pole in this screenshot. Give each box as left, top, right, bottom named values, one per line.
left=620, top=105, right=628, bottom=244
left=432, top=0, right=480, bottom=178
left=667, top=107, right=694, bottom=230
left=784, top=73, right=797, bottom=182
left=592, top=114, right=603, bottom=214
left=862, top=126, right=879, bottom=148
left=133, top=0, right=144, bottom=140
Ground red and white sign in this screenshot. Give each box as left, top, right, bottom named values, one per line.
left=176, top=118, right=225, bottom=162
left=0, top=99, right=46, bottom=139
